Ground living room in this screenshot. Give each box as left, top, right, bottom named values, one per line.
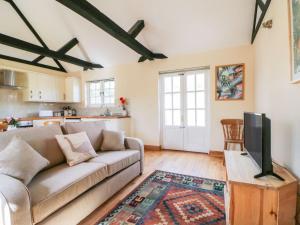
left=0, top=0, right=299, bottom=225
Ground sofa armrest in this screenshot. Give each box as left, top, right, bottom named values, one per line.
left=125, top=137, right=144, bottom=174
left=0, top=174, right=32, bottom=225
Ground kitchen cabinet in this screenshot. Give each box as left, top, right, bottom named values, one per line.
left=80, top=118, right=131, bottom=136
left=23, top=73, right=81, bottom=103
left=65, top=76, right=81, bottom=103
left=33, top=118, right=64, bottom=127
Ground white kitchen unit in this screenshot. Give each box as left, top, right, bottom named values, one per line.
left=32, top=118, right=64, bottom=127
left=23, top=73, right=81, bottom=103
left=81, top=117, right=131, bottom=136
left=65, top=76, right=81, bottom=103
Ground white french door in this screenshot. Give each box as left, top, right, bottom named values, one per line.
left=160, top=69, right=210, bottom=153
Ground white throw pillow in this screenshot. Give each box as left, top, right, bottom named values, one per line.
left=56, top=132, right=97, bottom=166
left=0, top=136, right=49, bottom=185
left=101, top=130, right=126, bottom=151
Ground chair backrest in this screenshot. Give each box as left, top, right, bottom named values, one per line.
left=0, top=123, right=7, bottom=132
left=44, top=121, right=61, bottom=126
left=221, top=119, right=244, bottom=141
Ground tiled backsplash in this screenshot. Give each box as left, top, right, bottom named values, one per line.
left=0, top=89, right=127, bottom=119
left=0, top=89, right=73, bottom=119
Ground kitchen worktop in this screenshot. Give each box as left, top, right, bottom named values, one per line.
left=15, top=115, right=130, bottom=121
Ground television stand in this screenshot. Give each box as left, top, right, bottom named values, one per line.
left=224, top=150, right=297, bottom=225
left=254, top=171, right=285, bottom=181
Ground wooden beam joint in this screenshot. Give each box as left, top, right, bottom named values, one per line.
left=251, top=0, right=272, bottom=44
left=128, top=20, right=145, bottom=38
left=56, top=0, right=167, bottom=62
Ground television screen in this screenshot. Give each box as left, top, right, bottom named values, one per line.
left=244, top=113, right=263, bottom=168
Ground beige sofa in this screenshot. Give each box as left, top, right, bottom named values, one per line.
left=0, top=121, right=144, bottom=225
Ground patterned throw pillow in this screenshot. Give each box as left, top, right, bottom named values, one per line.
left=55, top=132, right=97, bottom=166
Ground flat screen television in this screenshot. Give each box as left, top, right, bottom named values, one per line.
left=243, top=112, right=284, bottom=181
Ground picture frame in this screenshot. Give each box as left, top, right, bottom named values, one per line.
left=215, top=64, right=245, bottom=101
left=289, top=0, right=300, bottom=83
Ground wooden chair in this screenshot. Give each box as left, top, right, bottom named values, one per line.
left=43, top=121, right=61, bottom=126
left=221, top=119, right=244, bottom=151
left=0, top=123, right=8, bottom=132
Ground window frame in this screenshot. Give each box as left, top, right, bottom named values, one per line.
left=86, top=79, right=115, bottom=108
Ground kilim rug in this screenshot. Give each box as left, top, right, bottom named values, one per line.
left=97, top=170, right=226, bottom=225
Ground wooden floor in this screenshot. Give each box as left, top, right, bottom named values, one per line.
left=79, top=150, right=226, bottom=225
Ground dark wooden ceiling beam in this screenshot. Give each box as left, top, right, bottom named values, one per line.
left=257, top=0, right=265, bottom=10
left=56, top=0, right=167, bottom=62
left=33, top=38, right=79, bottom=63
left=128, top=20, right=145, bottom=38
left=0, top=33, right=103, bottom=69
left=0, top=54, right=66, bottom=72
left=251, top=0, right=272, bottom=44
left=4, top=0, right=66, bottom=72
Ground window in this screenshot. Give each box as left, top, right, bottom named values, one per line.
left=86, top=79, right=115, bottom=107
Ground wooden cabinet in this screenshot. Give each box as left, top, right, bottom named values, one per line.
left=224, top=151, right=298, bottom=225
left=23, top=73, right=81, bottom=103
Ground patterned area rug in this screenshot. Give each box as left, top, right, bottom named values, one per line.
left=98, top=171, right=226, bottom=225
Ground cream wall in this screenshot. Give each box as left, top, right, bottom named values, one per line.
left=80, top=45, right=255, bottom=149
left=254, top=0, right=300, bottom=178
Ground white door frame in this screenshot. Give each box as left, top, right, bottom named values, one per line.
left=159, top=67, right=211, bottom=153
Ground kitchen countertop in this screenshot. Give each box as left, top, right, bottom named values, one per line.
left=14, top=115, right=130, bottom=121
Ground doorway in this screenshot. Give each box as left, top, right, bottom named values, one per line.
left=160, top=68, right=210, bottom=153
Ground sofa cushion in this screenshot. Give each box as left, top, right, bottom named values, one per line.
left=89, top=150, right=140, bottom=176
left=28, top=162, right=108, bottom=223
left=0, top=136, right=49, bottom=185
left=0, top=125, right=65, bottom=169
left=62, top=121, right=106, bottom=151
left=101, top=130, right=125, bottom=151
left=56, top=132, right=97, bottom=166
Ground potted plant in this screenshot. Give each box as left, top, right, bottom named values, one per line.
left=119, top=97, right=128, bottom=116
left=4, top=117, right=19, bottom=130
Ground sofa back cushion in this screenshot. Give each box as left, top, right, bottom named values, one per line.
left=0, top=125, right=65, bottom=169
left=62, top=121, right=106, bottom=151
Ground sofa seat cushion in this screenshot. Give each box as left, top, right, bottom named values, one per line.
left=89, top=150, right=140, bottom=176
left=28, top=162, right=108, bottom=223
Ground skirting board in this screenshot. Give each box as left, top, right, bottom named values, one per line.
left=144, top=145, right=161, bottom=151
left=209, top=150, right=224, bottom=158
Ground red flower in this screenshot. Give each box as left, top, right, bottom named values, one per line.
left=119, top=97, right=126, bottom=105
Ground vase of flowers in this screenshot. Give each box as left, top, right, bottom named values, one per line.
left=119, top=97, right=128, bottom=116
left=5, top=117, right=19, bottom=130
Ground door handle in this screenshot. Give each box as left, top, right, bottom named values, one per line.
left=179, top=126, right=185, bottom=128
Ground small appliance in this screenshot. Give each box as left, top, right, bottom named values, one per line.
left=39, top=110, right=53, bottom=117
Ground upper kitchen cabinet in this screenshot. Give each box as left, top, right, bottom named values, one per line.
left=65, top=76, right=81, bottom=103
left=23, top=73, right=81, bottom=103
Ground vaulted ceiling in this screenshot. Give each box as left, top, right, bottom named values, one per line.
left=0, top=0, right=255, bottom=72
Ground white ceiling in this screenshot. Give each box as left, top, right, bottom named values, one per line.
left=0, top=0, right=255, bottom=72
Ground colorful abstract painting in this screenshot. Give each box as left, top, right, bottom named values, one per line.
left=97, top=170, right=226, bottom=225
left=216, top=64, right=244, bottom=100
left=290, top=0, right=300, bottom=83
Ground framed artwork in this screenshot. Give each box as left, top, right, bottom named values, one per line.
left=215, top=64, right=245, bottom=101
left=289, top=0, right=300, bottom=83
